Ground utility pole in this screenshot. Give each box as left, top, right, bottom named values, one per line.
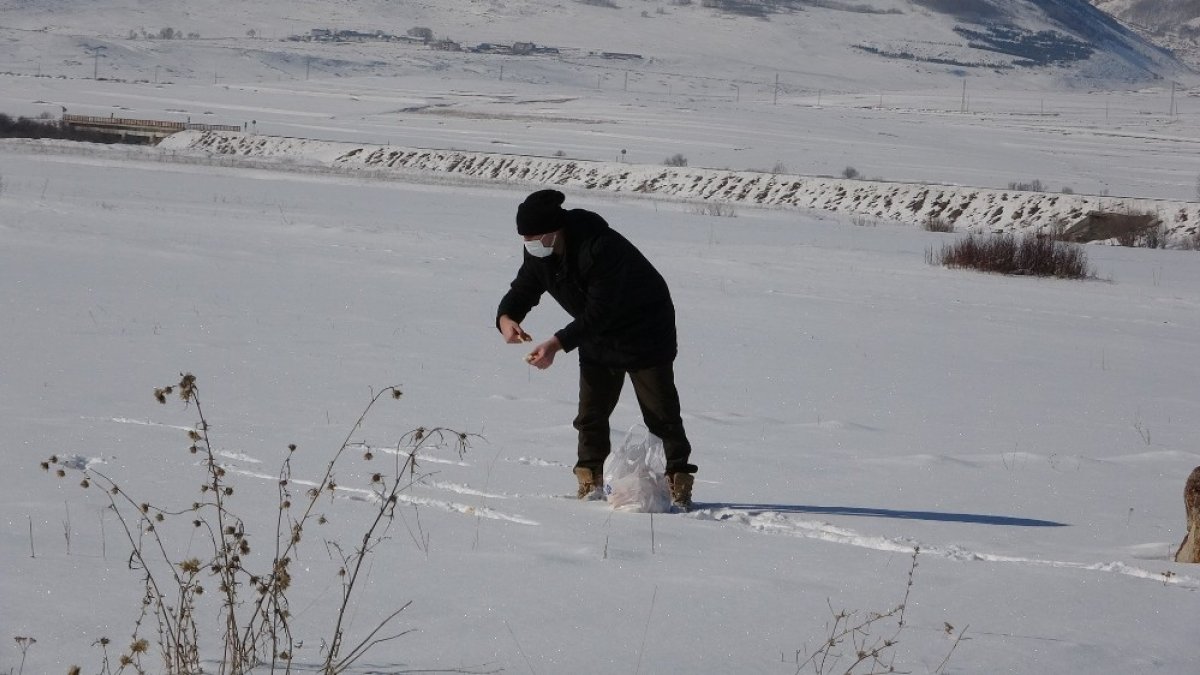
left=85, top=46, right=105, bottom=80
left=773, top=73, right=779, bottom=105
left=1170, top=80, right=1176, bottom=116
left=960, top=80, right=967, bottom=113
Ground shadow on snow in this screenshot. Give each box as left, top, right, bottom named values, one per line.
left=702, top=503, right=1068, bottom=527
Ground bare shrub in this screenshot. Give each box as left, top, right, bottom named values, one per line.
left=850, top=215, right=878, bottom=227
left=689, top=201, right=736, bottom=217
left=664, top=153, right=688, bottom=167
left=0, top=112, right=131, bottom=144
left=407, top=26, right=433, bottom=42
left=1127, top=222, right=1169, bottom=249
left=922, top=214, right=955, bottom=233
left=929, top=234, right=1094, bottom=279
left=841, top=166, right=860, bottom=179
left=1007, top=179, right=1045, bottom=192
left=771, top=160, right=787, bottom=174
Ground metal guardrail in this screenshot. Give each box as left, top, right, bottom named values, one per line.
left=62, top=114, right=241, bottom=133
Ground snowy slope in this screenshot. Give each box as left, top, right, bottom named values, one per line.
left=0, top=0, right=1191, bottom=88
left=1090, top=0, right=1200, bottom=68
left=158, top=129, right=1200, bottom=241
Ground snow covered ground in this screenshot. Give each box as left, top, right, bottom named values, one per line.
left=3, top=134, right=1200, bottom=673
left=3, top=2, right=1200, bottom=672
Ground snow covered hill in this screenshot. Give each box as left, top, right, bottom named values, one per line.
left=1090, top=0, right=1200, bottom=69
left=159, top=129, right=1200, bottom=242
left=0, top=0, right=1191, bottom=89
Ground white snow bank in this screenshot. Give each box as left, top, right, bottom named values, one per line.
left=162, top=130, right=1200, bottom=242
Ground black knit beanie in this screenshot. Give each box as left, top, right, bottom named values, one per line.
left=516, top=189, right=567, bottom=236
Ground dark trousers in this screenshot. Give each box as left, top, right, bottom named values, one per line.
left=574, top=362, right=697, bottom=477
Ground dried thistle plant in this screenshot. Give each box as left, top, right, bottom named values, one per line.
left=40, top=376, right=467, bottom=674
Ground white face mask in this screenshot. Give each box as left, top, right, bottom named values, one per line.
left=524, top=233, right=557, bottom=258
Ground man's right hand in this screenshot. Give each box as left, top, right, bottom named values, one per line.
left=498, top=315, right=533, bottom=344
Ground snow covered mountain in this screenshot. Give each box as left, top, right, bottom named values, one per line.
left=1090, top=0, right=1200, bottom=69
left=0, top=0, right=1190, bottom=88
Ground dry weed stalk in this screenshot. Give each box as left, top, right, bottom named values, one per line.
left=795, top=547, right=966, bottom=675
left=44, top=373, right=470, bottom=674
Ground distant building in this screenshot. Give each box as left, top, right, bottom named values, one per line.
left=471, top=43, right=511, bottom=54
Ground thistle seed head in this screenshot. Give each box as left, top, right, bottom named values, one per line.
left=178, top=373, right=197, bottom=402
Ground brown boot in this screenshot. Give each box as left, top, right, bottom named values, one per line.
left=574, top=467, right=603, bottom=500
left=668, top=472, right=694, bottom=511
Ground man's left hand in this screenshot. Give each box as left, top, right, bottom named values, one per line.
left=525, top=336, right=562, bottom=370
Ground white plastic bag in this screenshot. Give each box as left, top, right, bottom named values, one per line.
left=602, top=425, right=673, bottom=513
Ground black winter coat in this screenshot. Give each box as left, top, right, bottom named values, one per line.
left=497, top=208, right=677, bottom=369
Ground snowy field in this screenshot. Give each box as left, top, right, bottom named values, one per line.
left=3, top=137, right=1200, bottom=673
left=3, top=2, right=1200, bottom=672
